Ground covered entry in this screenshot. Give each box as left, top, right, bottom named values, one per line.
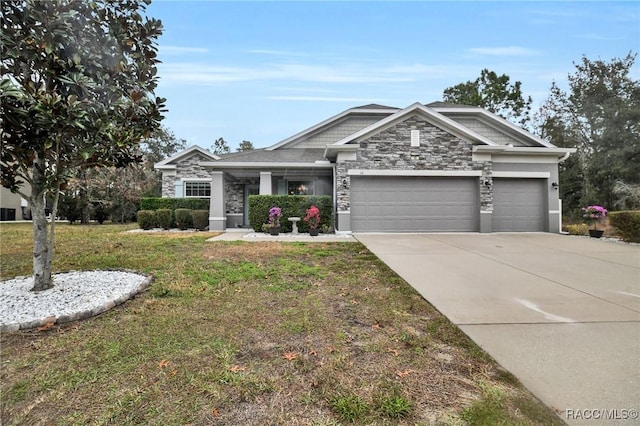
left=350, top=176, right=479, bottom=232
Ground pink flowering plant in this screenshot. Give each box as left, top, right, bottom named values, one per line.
left=303, top=205, right=321, bottom=230
left=582, top=205, right=608, bottom=230
left=268, top=206, right=282, bottom=228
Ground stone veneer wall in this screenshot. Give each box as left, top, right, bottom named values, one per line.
left=225, top=178, right=259, bottom=214
left=161, top=153, right=213, bottom=197
left=225, top=182, right=243, bottom=214
left=161, top=153, right=258, bottom=219
left=336, top=115, right=493, bottom=212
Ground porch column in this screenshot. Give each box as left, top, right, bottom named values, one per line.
left=209, top=171, right=226, bottom=231
left=259, top=172, right=272, bottom=195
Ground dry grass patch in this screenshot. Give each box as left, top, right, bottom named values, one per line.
left=126, top=230, right=222, bottom=239
left=1, top=223, right=562, bottom=425
left=203, top=241, right=287, bottom=263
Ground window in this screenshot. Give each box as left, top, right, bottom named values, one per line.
left=185, top=181, right=211, bottom=197
left=287, top=181, right=314, bottom=195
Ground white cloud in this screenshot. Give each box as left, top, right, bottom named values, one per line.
left=527, top=8, right=589, bottom=19
left=268, top=96, right=390, bottom=103
left=383, top=64, right=454, bottom=76
left=576, top=33, right=626, bottom=41
left=159, top=46, right=209, bottom=55
left=157, top=61, right=445, bottom=86
left=247, top=49, right=311, bottom=57
left=468, top=46, right=539, bottom=56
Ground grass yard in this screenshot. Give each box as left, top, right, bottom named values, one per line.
left=0, top=223, right=563, bottom=425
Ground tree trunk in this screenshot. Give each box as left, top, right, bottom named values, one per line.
left=80, top=171, right=91, bottom=224
left=30, top=160, right=54, bottom=292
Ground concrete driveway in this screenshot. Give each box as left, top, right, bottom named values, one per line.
left=355, top=233, right=640, bottom=425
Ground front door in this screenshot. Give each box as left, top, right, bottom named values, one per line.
left=244, top=185, right=259, bottom=226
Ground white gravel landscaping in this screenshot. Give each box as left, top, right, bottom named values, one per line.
left=0, top=270, right=152, bottom=332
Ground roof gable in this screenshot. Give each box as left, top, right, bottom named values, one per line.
left=266, top=104, right=399, bottom=150
left=430, top=104, right=554, bottom=148
left=331, top=103, right=498, bottom=147
left=154, top=145, right=219, bottom=170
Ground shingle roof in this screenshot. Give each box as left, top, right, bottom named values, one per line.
left=426, top=101, right=481, bottom=109
left=215, top=148, right=327, bottom=163
left=352, top=103, right=399, bottom=110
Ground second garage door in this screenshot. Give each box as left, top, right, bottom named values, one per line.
left=350, top=176, right=478, bottom=232
left=492, top=179, right=546, bottom=232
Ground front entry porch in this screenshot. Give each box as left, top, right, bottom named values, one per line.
left=206, top=166, right=334, bottom=231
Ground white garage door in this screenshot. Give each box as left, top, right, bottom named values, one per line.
left=350, top=177, right=479, bottom=232
left=492, top=179, right=546, bottom=232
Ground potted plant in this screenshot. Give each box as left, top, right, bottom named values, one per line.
left=582, top=205, right=607, bottom=238
left=268, top=206, right=282, bottom=235
left=304, top=205, right=321, bottom=236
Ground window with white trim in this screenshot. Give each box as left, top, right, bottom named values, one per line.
left=184, top=181, right=211, bottom=197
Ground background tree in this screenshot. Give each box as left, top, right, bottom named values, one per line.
left=443, top=68, right=533, bottom=127
left=237, top=140, right=254, bottom=152
left=535, top=53, right=640, bottom=214
left=0, top=0, right=165, bottom=291
left=212, top=137, right=230, bottom=155
left=58, top=126, right=185, bottom=223
left=141, top=126, right=186, bottom=166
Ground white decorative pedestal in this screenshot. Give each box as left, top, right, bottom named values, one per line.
left=288, top=217, right=301, bottom=234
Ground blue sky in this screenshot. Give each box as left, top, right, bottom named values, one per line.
left=146, top=1, right=640, bottom=150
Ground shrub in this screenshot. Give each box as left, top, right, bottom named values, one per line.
left=92, top=202, right=110, bottom=224
left=566, top=223, right=589, bottom=236
left=155, top=209, right=173, bottom=230
left=59, top=192, right=86, bottom=224
left=609, top=211, right=640, bottom=243
left=249, top=195, right=332, bottom=232
left=137, top=210, right=156, bottom=230
left=192, top=210, right=209, bottom=231
left=175, top=208, right=192, bottom=230
left=140, top=197, right=208, bottom=211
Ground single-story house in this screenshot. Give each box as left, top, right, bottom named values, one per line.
left=154, top=102, right=575, bottom=233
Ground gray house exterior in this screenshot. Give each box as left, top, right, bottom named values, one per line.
left=155, top=102, right=575, bottom=233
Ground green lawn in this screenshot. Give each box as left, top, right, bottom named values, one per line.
left=0, top=223, right=563, bottom=425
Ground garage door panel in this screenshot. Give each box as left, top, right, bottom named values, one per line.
left=493, top=179, right=545, bottom=232
left=351, top=177, right=478, bottom=232
left=381, top=205, right=399, bottom=216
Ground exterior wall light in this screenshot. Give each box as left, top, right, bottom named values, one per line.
left=551, top=182, right=559, bottom=190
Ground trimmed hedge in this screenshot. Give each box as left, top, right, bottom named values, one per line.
left=249, top=195, right=332, bottom=233
left=137, top=210, right=156, bottom=230
left=175, top=208, right=192, bottom=230
left=192, top=210, right=209, bottom=231
left=609, top=211, right=640, bottom=243
left=140, top=197, right=208, bottom=211
left=155, top=209, right=173, bottom=230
